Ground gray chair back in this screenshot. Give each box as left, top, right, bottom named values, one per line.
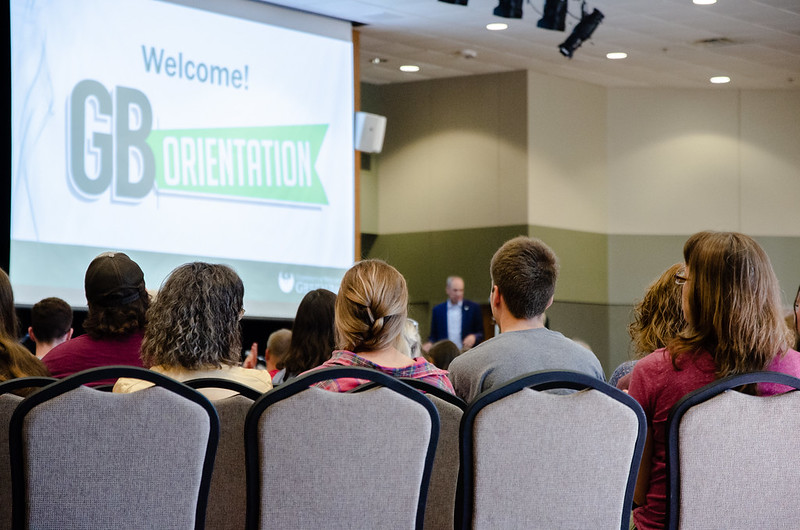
left=666, top=371, right=800, bottom=530
left=9, top=366, right=219, bottom=530
left=399, top=378, right=465, bottom=530
left=185, top=378, right=262, bottom=530
left=460, top=370, right=645, bottom=530
left=0, top=377, right=56, bottom=530
left=245, top=367, right=439, bottom=530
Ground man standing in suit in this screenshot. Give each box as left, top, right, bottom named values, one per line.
left=423, top=276, right=483, bottom=353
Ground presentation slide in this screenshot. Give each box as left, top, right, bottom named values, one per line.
left=10, top=0, right=355, bottom=318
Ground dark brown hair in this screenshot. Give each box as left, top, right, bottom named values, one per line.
left=491, top=236, right=558, bottom=319
left=281, top=289, right=336, bottom=375
left=31, top=297, right=74, bottom=342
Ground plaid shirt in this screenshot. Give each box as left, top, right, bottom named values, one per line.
left=311, top=350, right=455, bottom=394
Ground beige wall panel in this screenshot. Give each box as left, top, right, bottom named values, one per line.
left=740, top=90, right=800, bottom=236
left=608, top=89, right=741, bottom=234
left=376, top=72, right=528, bottom=234
left=527, top=71, right=608, bottom=233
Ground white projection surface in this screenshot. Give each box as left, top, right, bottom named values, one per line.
left=10, top=0, right=355, bottom=317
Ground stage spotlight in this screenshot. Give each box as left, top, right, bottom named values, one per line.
left=559, top=8, right=604, bottom=58
left=537, top=0, right=568, bottom=31
left=493, top=0, right=523, bottom=19
left=439, top=0, right=468, bottom=5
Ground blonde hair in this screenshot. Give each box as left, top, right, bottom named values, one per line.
left=335, top=260, right=408, bottom=353
left=628, top=263, right=686, bottom=357
left=669, top=231, right=791, bottom=380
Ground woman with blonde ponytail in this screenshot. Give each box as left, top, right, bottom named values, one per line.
left=311, top=259, right=454, bottom=393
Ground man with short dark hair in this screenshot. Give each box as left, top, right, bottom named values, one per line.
left=29, top=297, right=73, bottom=359
left=448, top=236, right=604, bottom=403
left=43, top=252, right=149, bottom=385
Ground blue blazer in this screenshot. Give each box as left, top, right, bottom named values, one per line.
left=429, top=299, right=484, bottom=346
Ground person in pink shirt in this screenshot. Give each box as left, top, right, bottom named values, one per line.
left=629, top=231, right=800, bottom=530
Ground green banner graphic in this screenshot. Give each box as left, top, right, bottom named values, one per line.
left=148, top=124, right=329, bottom=205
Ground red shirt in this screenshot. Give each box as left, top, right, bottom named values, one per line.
left=42, top=331, right=144, bottom=387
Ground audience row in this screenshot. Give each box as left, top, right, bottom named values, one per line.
left=2, top=230, right=800, bottom=530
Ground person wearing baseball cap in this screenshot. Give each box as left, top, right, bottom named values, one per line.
left=43, top=252, right=149, bottom=386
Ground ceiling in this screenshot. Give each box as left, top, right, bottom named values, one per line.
left=263, top=0, right=800, bottom=89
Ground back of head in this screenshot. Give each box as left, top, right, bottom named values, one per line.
left=281, top=289, right=336, bottom=374
left=141, top=262, right=244, bottom=370
left=628, top=263, right=685, bottom=356
left=672, top=231, right=790, bottom=377
left=335, top=259, right=408, bottom=353
left=428, top=340, right=461, bottom=370
left=31, top=298, right=73, bottom=343
left=82, top=252, right=149, bottom=339
left=0, top=268, right=20, bottom=339
left=267, top=328, right=292, bottom=364
left=491, top=236, right=558, bottom=319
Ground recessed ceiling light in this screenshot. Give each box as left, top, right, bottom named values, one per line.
left=399, top=65, right=420, bottom=73
left=710, top=76, right=730, bottom=84
left=606, top=52, right=628, bottom=60
left=693, top=0, right=717, bottom=4
left=370, top=57, right=387, bottom=64
left=486, top=23, right=508, bottom=31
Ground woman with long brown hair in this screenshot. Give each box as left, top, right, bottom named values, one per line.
left=628, top=231, right=800, bottom=530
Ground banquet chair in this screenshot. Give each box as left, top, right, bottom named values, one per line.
left=185, top=378, right=262, bottom=530
left=245, top=366, right=439, bottom=530
left=0, top=377, right=56, bottom=530
left=9, top=366, right=219, bottom=530
left=459, top=370, right=645, bottom=530
left=666, top=371, right=800, bottom=530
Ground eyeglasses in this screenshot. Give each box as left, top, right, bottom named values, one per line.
left=674, top=273, right=689, bottom=285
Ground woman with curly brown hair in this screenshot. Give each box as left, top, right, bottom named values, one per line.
left=609, top=263, right=686, bottom=390
left=629, top=232, right=800, bottom=530
left=310, top=259, right=454, bottom=393
left=114, top=262, right=271, bottom=398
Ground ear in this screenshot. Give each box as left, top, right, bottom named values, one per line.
left=545, top=295, right=554, bottom=310
left=28, top=326, right=36, bottom=343
left=264, top=348, right=271, bottom=361
left=66, top=328, right=74, bottom=340
left=491, top=285, right=502, bottom=308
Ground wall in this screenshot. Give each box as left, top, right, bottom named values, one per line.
left=361, top=72, right=800, bottom=376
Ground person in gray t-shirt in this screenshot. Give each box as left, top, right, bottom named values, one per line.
left=448, top=236, right=605, bottom=403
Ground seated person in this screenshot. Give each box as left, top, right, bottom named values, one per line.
left=310, top=259, right=454, bottom=394
left=114, top=262, right=272, bottom=399
left=448, top=236, right=604, bottom=403
left=608, top=263, right=685, bottom=390
left=629, top=231, right=800, bottom=529
left=272, top=289, right=337, bottom=385
left=396, top=318, right=422, bottom=358
left=264, top=329, right=291, bottom=378
left=43, top=252, right=149, bottom=386
left=428, top=339, right=461, bottom=370
left=28, top=297, right=74, bottom=360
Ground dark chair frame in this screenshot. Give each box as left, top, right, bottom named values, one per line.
left=665, top=371, right=800, bottom=530
left=0, top=377, right=57, bottom=397
left=9, top=366, right=220, bottom=530
left=458, top=370, right=647, bottom=530
left=350, top=377, right=467, bottom=411
left=244, top=366, right=440, bottom=530
left=184, top=377, right=263, bottom=400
